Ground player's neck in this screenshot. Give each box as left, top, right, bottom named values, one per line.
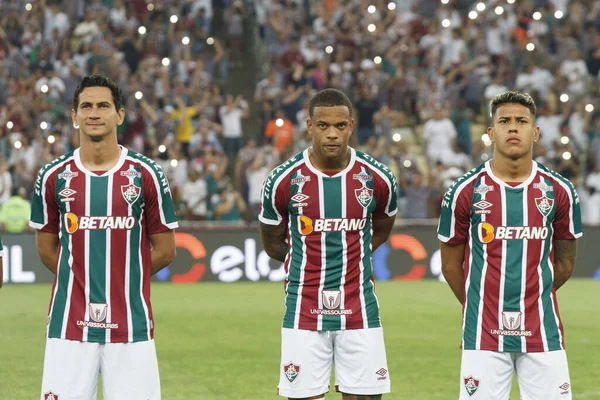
left=309, top=147, right=350, bottom=172
left=79, top=134, right=121, bottom=171
left=490, top=155, right=533, bottom=183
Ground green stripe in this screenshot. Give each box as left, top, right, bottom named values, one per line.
left=87, top=176, right=108, bottom=342
left=283, top=174, right=301, bottom=328
left=502, top=188, right=524, bottom=352
left=464, top=177, right=484, bottom=350
left=130, top=174, right=148, bottom=341
left=322, top=177, right=342, bottom=330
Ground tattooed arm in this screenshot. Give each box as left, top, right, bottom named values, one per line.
left=553, top=239, right=577, bottom=291
left=259, top=221, right=288, bottom=262
left=440, top=241, right=466, bottom=304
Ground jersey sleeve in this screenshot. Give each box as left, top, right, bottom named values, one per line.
left=438, top=183, right=471, bottom=245
left=259, top=171, right=289, bottom=226
left=552, top=179, right=583, bottom=240
left=0, top=236, right=4, bottom=256
left=373, top=171, right=398, bottom=219
left=29, top=167, right=60, bottom=233
left=141, top=164, right=179, bottom=234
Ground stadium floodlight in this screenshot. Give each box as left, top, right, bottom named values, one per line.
left=368, top=24, right=376, bottom=32
left=560, top=136, right=569, bottom=145
left=276, top=118, right=284, bottom=127
left=562, top=151, right=571, bottom=160
left=170, top=159, right=178, bottom=167
left=40, top=121, right=48, bottom=130
left=182, top=36, right=190, bottom=45
left=158, top=145, right=166, bottom=153
left=585, top=104, right=594, bottom=113
left=162, top=58, right=170, bottom=66
left=25, top=3, right=32, bottom=11
left=403, top=160, right=412, bottom=168
left=40, top=84, right=49, bottom=93
left=387, top=2, right=396, bottom=11
left=393, top=133, right=401, bottom=142
left=554, top=10, right=563, bottom=19
left=469, top=11, right=478, bottom=19
left=6, top=121, right=13, bottom=129
left=507, top=0, right=515, bottom=3
left=138, top=26, right=147, bottom=35
left=170, top=15, right=178, bottom=24
left=482, top=133, right=492, bottom=146
left=495, top=6, right=504, bottom=15
left=368, top=5, right=376, bottom=13
left=481, top=153, right=490, bottom=161
left=560, top=94, right=569, bottom=103
left=373, top=56, right=382, bottom=64
left=526, top=43, right=535, bottom=51
left=441, top=19, right=451, bottom=27
left=135, top=91, right=143, bottom=100
left=147, top=3, right=154, bottom=11
left=48, top=135, right=55, bottom=144
left=441, top=0, right=449, bottom=4
left=532, top=12, right=542, bottom=20
left=14, top=140, right=21, bottom=149
left=206, top=37, right=215, bottom=45
left=476, top=2, right=485, bottom=11
left=325, top=46, right=334, bottom=54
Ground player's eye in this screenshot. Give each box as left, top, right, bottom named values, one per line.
left=318, top=123, right=327, bottom=128
left=518, top=120, right=527, bottom=124
left=101, top=104, right=110, bottom=108
left=337, top=123, right=346, bottom=128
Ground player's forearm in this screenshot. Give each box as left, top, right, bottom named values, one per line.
left=39, top=252, right=59, bottom=275
left=553, top=239, right=577, bottom=291
left=442, top=264, right=464, bottom=304
left=150, top=248, right=176, bottom=275
left=553, top=260, right=574, bottom=291
left=264, top=240, right=287, bottom=263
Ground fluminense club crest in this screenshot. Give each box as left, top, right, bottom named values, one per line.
left=44, top=392, right=59, bottom=400
left=121, top=183, right=141, bottom=205
left=464, top=376, right=480, bottom=396
left=535, top=196, right=554, bottom=217
left=355, top=187, right=373, bottom=208
left=283, top=362, right=300, bottom=383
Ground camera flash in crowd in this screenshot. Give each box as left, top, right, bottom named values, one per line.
left=135, top=91, right=143, bottom=100
left=6, top=121, right=13, bottom=129
left=562, top=152, right=571, bottom=160
left=40, top=121, right=48, bottom=130
left=368, top=5, right=376, bottom=13
left=495, top=6, right=504, bottom=15
left=374, top=56, right=382, bottom=64
left=40, top=84, right=49, bottom=93
left=441, top=0, right=449, bottom=4
left=403, top=160, right=412, bottom=168
left=275, top=118, right=284, bottom=127
left=441, top=19, right=451, bottom=28
left=158, top=145, right=166, bottom=153
left=182, top=36, right=190, bottom=45
left=162, top=58, right=170, bottom=66
left=14, top=140, right=22, bottom=149
left=393, top=133, right=402, bottom=142
left=25, top=3, right=32, bottom=11
left=560, top=136, right=569, bottom=145
left=469, top=11, right=478, bottom=19
left=476, top=2, right=486, bottom=11
left=387, top=2, right=396, bottom=11
left=325, top=46, right=334, bottom=54
left=554, top=10, right=564, bottom=19
left=170, top=15, right=178, bottom=24
left=368, top=24, right=376, bottom=32
left=533, top=12, right=542, bottom=20
left=585, top=104, right=594, bottom=113
left=526, top=43, right=535, bottom=51
left=170, top=159, right=178, bottom=167
left=560, top=94, right=569, bottom=103
left=48, top=135, right=55, bottom=144
left=207, top=37, right=215, bottom=45
left=147, top=3, right=154, bottom=11
left=138, top=26, right=147, bottom=35
left=507, top=0, right=515, bottom=3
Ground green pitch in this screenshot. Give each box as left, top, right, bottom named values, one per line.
left=1, top=280, right=599, bottom=399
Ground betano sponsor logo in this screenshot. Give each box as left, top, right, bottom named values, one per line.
left=297, top=216, right=367, bottom=235
left=477, top=223, right=549, bottom=243
left=65, top=213, right=135, bottom=233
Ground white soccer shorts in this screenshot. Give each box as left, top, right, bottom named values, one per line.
left=278, top=327, right=391, bottom=398
left=40, top=338, right=160, bottom=400
left=459, top=349, right=571, bottom=399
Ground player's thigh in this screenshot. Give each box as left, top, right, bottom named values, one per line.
left=41, top=338, right=101, bottom=400
left=278, top=328, right=333, bottom=398
left=333, top=327, right=390, bottom=396
left=459, top=350, right=514, bottom=400
left=100, top=339, right=160, bottom=400
left=516, top=350, right=571, bottom=400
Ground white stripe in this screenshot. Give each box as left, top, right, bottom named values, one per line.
left=474, top=177, right=489, bottom=350
left=125, top=227, right=133, bottom=342
left=538, top=169, right=582, bottom=238
left=355, top=158, right=396, bottom=216
left=537, top=237, right=549, bottom=351
left=339, top=176, right=348, bottom=330
left=258, top=158, right=304, bottom=225
left=105, top=174, right=113, bottom=343
left=317, top=175, right=326, bottom=331
left=497, top=185, right=507, bottom=352
left=359, top=186, right=369, bottom=328
left=292, top=234, right=307, bottom=329
left=520, top=185, right=528, bottom=352
left=437, top=172, right=482, bottom=242
left=82, top=173, right=91, bottom=341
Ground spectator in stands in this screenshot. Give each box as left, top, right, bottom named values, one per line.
left=219, top=94, right=249, bottom=163
left=180, top=166, right=209, bottom=221
left=422, top=106, right=458, bottom=165
left=264, top=108, right=294, bottom=154
left=214, top=185, right=248, bottom=222
left=0, top=186, right=31, bottom=232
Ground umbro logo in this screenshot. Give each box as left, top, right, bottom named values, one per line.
left=473, top=200, right=492, bottom=214
left=291, top=193, right=309, bottom=202
left=58, top=188, right=76, bottom=203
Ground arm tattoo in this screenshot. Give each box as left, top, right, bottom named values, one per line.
left=260, top=223, right=288, bottom=262
left=553, top=239, right=577, bottom=291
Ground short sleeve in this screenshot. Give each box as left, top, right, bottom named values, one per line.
left=29, top=167, right=60, bottom=233
left=142, top=164, right=179, bottom=234
left=373, top=172, right=398, bottom=219
left=553, top=180, right=583, bottom=240
left=259, top=173, right=289, bottom=226
left=438, top=185, right=471, bottom=245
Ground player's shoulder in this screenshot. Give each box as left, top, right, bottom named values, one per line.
left=536, top=162, right=576, bottom=190
left=443, top=163, right=487, bottom=199
left=124, top=149, right=164, bottom=173
left=354, top=148, right=396, bottom=184
left=265, top=151, right=305, bottom=183
left=36, top=150, right=76, bottom=179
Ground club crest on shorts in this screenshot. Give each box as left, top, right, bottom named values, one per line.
left=44, top=391, right=59, bottom=400
left=535, top=196, right=554, bottom=217
left=283, top=362, right=300, bottom=383
left=121, top=183, right=141, bottom=205
left=464, top=376, right=480, bottom=396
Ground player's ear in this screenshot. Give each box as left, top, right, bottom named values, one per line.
left=533, top=126, right=540, bottom=143
left=487, top=126, right=495, bottom=142
left=306, top=117, right=313, bottom=137
left=349, top=118, right=355, bottom=133
left=117, top=108, right=125, bottom=126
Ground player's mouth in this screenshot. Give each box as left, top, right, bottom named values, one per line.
left=324, top=144, right=340, bottom=151
left=507, top=138, right=520, bottom=143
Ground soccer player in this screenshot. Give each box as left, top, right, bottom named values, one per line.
left=30, top=75, right=178, bottom=400
left=259, top=88, right=397, bottom=400
left=438, top=91, right=582, bottom=400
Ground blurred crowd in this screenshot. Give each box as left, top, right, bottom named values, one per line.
left=0, top=0, right=599, bottom=232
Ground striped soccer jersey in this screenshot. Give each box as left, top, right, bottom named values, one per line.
left=260, top=147, right=397, bottom=331
left=30, top=147, right=178, bottom=343
left=438, top=160, right=582, bottom=352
